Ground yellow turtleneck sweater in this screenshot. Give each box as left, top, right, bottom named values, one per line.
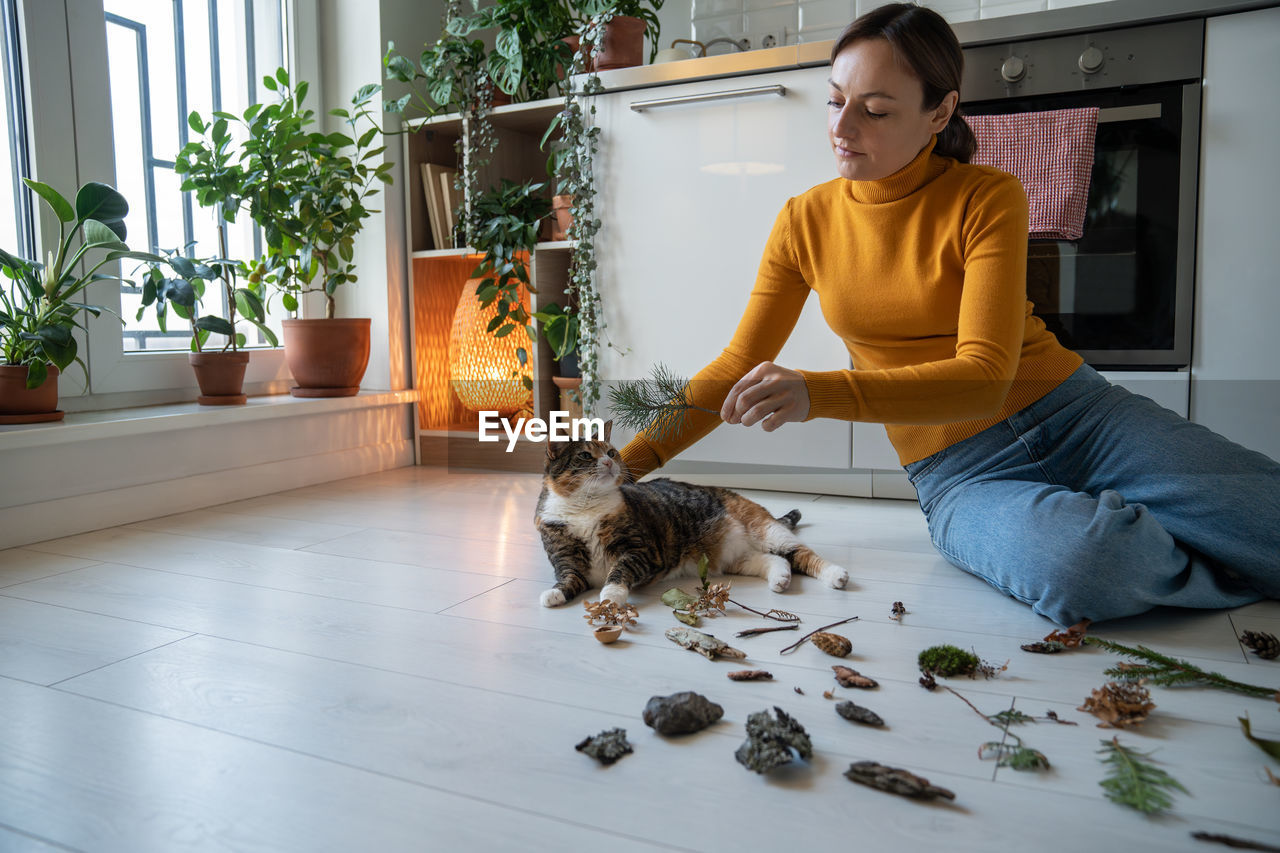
left=619, top=136, right=1083, bottom=479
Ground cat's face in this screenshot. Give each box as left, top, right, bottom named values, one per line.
left=544, top=422, right=625, bottom=496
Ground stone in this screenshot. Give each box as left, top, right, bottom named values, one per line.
left=835, top=701, right=885, bottom=727
left=734, top=706, right=813, bottom=774
left=642, top=691, right=725, bottom=736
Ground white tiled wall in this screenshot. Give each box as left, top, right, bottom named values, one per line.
left=691, top=0, right=1110, bottom=52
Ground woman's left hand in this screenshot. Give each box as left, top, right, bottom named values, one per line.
left=720, top=361, right=811, bottom=432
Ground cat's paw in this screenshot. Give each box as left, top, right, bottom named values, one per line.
left=821, top=564, right=850, bottom=589
left=540, top=588, right=567, bottom=608
left=768, top=571, right=791, bottom=593
left=600, top=583, right=630, bottom=606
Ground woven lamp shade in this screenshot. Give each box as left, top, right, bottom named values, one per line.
left=448, top=277, right=533, bottom=415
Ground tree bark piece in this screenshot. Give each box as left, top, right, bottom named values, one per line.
left=833, top=665, right=879, bottom=689
left=844, top=761, right=955, bottom=800
left=665, top=626, right=747, bottom=660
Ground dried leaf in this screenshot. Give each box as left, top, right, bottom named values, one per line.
left=1239, top=715, right=1280, bottom=762
left=582, top=599, right=638, bottom=628
left=661, top=588, right=699, bottom=610
left=823, top=689, right=834, bottom=700
left=672, top=610, right=700, bottom=626
left=1044, top=618, right=1091, bottom=648
left=1079, top=681, right=1155, bottom=728
left=832, top=665, right=878, bottom=689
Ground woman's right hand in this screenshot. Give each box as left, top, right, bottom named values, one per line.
left=720, top=361, right=811, bottom=432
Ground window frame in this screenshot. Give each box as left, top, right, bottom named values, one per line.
left=19, top=0, right=318, bottom=407
left=2, top=0, right=35, bottom=261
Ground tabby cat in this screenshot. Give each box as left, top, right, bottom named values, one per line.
left=535, top=422, right=850, bottom=608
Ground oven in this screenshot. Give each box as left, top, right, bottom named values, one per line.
left=962, top=19, right=1203, bottom=369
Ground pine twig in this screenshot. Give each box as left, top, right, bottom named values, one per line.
left=1085, top=637, right=1278, bottom=700
left=735, top=624, right=800, bottom=638
left=728, top=598, right=800, bottom=622
left=607, top=362, right=720, bottom=444
left=779, top=616, right=859, bottom=655
left=1191, top=831, right=1280, bottom=852
left=1097, top=736, right=1188, bottom=814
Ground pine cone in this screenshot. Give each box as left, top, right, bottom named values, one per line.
left=811, top=631, right=852, bottom=657
left=1078, top=681, right=1155, bottom=728
left=1239, top=630, right=1280, bottom=660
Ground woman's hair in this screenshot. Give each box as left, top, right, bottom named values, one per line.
left=830, top=3, right=976, bottom=163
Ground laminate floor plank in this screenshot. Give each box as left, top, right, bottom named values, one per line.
left=0, top=549, right=99, bottom=588
left=0, top=594, right=190, bottom=685
left=23, top=528, right=507, bottom=612
left=126, top=509, right=365, bottom=550
left=0, top=676, right=668, bottom=853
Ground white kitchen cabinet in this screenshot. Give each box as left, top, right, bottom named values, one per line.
left=1191, top=7, right=1280, bottom=462
left=593, top=66, right=857, bottom=473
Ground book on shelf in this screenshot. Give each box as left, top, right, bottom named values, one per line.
left=438, top=168, right=461, bottom=245
left=420, top=163, right=445, bottom=250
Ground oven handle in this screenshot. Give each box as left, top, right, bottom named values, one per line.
left=629, top=84, right=787, bottom=112
left=1097, top=103, right=1161, bottom=123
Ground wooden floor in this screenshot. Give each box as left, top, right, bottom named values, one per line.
left=1, top=465, right=1278, bottom=852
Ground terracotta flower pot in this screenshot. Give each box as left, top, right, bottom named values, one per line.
left=552, top=194, right=574, bottom=241
left=558, top=34, right=588, bottom=77
left=0, top=364, right=63, bottom=424
left=282, top=318, right=371, bottom=398
left=594, top=16, right=646, bottom=71
left=189, top=351, right=250, bottom=405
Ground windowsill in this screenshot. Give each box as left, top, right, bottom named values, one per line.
left=0, top=389, right=420, bottom=452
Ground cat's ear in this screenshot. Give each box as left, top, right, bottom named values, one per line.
left=603, top=419, right=613, bottom=441
left=546, top=439, right=565, bottom=459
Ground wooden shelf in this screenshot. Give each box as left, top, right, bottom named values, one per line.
left=404, top=97, right=565, bottom=137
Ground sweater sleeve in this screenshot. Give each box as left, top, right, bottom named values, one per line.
left=619, top=200, right=811, bottom=479
left=800, top=174, right=1030, bottom=425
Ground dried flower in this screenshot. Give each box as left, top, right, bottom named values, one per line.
left=1079, top=681, right=1155, bottom=728
left=582, top=599, right=638, bottom=628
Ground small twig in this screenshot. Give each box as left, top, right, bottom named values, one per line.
left=779, top=616, right=859, bottom=655
left=735, top=624, right=800, bottom=638
left=728, top=598, right=801, bottom=622
left=1191, top=832, right=1280, bottom=853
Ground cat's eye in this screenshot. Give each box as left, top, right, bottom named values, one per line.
left=607, top=449, right=619, bottom=459
left=577, top=451, right=593, bottom=461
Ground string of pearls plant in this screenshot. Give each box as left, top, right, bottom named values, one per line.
left=548, top=11, right=615, bottom=415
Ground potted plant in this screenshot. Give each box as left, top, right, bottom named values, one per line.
left=578, top=0, right=664, bottom=69
left=177, top=69, right=392, bottom=397
left=0, top=180, right=132, bottom=423
left=130, top=247, right=275, bottom=405
left=466, top=178, right=555, bottom=394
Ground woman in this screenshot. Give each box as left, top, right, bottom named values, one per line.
left=618, top=2, right=1280, bottom=626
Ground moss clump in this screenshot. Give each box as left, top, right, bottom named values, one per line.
left=918, top=644, right=980, bottom=678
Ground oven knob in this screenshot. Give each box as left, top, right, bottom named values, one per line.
left=1000, top=55, right=1026, bottom=83
left=1078, top=46, right=1105, bottom=74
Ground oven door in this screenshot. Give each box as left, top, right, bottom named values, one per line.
left=964, top=82, right=1200, bottom=369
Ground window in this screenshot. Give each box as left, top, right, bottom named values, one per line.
left=104, top=0, right=287, bottom=352
left=1, top=0, right=33, bottom=260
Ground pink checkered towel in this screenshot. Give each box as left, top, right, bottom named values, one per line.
left=964, top=107, right=1099, bottom=241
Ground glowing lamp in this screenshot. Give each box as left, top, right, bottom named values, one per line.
left=448, top=277, right=532, bottom=415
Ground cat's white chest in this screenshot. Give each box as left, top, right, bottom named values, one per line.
left=539, top=489, right=622, bottom=585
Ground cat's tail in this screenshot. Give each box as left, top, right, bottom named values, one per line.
left=775, top=509, right=801, bottom=531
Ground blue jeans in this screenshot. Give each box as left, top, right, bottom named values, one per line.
left=903, top=364, right=1280, bottom=626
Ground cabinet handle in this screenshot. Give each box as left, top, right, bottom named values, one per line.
left=1097, top=103, right=1161, bottom=124
left=629, top=84, right=787, bottom=112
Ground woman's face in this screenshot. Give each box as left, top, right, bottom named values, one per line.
left=827, top=38, right=957, bottom=182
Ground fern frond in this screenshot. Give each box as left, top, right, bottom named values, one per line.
left=1097, top=736, right=1188, bottom=814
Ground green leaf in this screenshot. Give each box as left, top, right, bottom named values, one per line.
left=235, top=288, right=265, bottom=322
left=75, top=182, right=129, bottom=237
left=358, top=127, right=379, bottom=149
left=81, top=219, right=128, bottom=250
left=23, top=178, right=75, bottom=222
left=275, top=67, right=290, bottom=87
left=36, top=325, right=76, bottom=369
left=661, top=588, right=699, bottom=610
left=697, top=554, right=710, bottom=587
left=23, top=360, right=47, bottom=390
left=296, top=80, right=309, bottom=106
left=282, top=293, right=298, bottom=312
left=188, top=111, right=206, bottom=134
left=194, top=315, right=234, bottom=336
left=493, top=324, right=514, bottom=338
left=673, top=610, right=700, bottom=626
left=1240, top=716, right=1280, bottom=762
left=263, top=74, right=278, bottom=91
left=247, top=318, right=278, bottom=348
